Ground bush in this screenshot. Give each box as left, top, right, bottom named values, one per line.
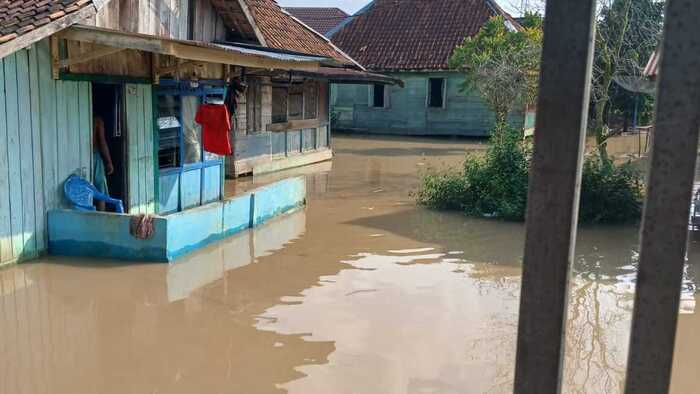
left=416, top=126, right=643, bottom=224
left=580, top=155, right=644, bottom=223
left=413, top=169, right=467, bottom=211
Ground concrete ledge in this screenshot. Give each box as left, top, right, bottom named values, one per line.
left=48, top=176, right=306, bottom=262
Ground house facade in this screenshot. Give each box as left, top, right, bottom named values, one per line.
left=330, top=0, right=535, bottom=136
left=0, top=0, right=390, bottom=265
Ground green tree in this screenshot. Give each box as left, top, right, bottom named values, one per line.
left=449, top=14, right=543, bottom=131
left=592, top=0, right=664, bottom=161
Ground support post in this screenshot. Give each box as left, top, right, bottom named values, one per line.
left=513, top=0, right=597, bottom=392
left=50, top=36, right=60, bottom=80
left=625, top=1, right=700, bottom=393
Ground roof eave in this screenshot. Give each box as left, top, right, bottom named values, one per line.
left=0, top=1, right=103, bottom=59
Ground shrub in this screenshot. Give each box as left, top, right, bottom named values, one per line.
left=414, top=168, right=468, bottom=211
left=579, top=155, right=644, bottom=223
left=416, top=127, right=643, bottom=224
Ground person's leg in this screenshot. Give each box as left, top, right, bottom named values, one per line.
left=93, top=152, right=109, bottom=211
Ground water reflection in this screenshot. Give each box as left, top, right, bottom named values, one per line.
left=168, top=209, right=307, bottom=302
left=1, top=135, right=699, bottom=394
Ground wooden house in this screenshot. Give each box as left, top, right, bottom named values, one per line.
left=329, top=0, right=536, bottom=136
left=0, top=0, right=395, bottom=265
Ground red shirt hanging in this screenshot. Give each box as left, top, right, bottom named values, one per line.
left=195, top=104, right=232, bottom=155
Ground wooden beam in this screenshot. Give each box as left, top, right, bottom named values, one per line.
left=154, top=60, right=201, bottom=79
left=512, top=0, right=597, bottom=392
left=167, top=42, right=320, bottom=72
left=50, top=36, right=60, bottom=80
left=624, top=1, right=700, bottom=393
left=151, top=53, right=159, bottom=84
left=0, top=5, right=96, bottom=59
left=235, top=0, right=267, bottom=46
left=266, top=118, right=320, bottom=132
left=58, top=27, right=164, bottom=54
left=59, top=45, right=125, bottom=68
left=60, top=26, right=321, bottom=72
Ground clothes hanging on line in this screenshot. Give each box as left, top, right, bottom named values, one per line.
left=195, top=104, right=232, bottom=156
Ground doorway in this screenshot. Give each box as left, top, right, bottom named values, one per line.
left=92, top=83, right=128, bottom=211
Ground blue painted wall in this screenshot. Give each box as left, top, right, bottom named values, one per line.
left=331, top=71, right=526, bottom=136
left=48, top=210, right=169, bottom=261
left=0, top=40, right=93, bottom=265
left=48, top=176, right=307, bottom=262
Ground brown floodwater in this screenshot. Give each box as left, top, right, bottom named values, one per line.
left=1, top=134, right=698, bottom=394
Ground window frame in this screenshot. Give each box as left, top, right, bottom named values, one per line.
left=369, top=83, right=390, bottom=109
left=427, top=77, right=447, bottom=109
left=156, top=79, right=226, bottom=176
left=270, top=80, right=322, bottom=124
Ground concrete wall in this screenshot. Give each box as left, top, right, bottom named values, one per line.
left=331, top=71, right=526, bottom=136
left=47, top=176, right=307, bottom=262
left=0, top=40, right=93, bottom=266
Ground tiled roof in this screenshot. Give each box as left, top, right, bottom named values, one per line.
left=0, top=0, right=94, bottom=45
left=332, top=0, right=510, bottom=71
left=244, top=0, right=355, bottom=65
left=284, top=7, right=348, bottom=35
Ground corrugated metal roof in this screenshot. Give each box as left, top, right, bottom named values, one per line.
left=212, top=43, right=330, bottom=63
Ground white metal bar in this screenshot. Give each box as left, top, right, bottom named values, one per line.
left=513, top=0, right=597, bottom=392
left=625, top=1, right=700, bottom=392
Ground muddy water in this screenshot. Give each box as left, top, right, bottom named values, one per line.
left=1, top=134, right=698, bottom=394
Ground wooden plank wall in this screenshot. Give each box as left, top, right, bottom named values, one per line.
left=89, top=0, right=227, bottom=42
left=93, top=0, right=190, bottom=40
left=125, top=84, right=156, bottom=215
left=0, top=40, right=92, bottom=265
left=191, top=0, right=228, bottom=42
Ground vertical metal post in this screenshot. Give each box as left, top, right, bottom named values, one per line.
left=625, top=1, right=700, bottom=393
left=513, top=0, right=596, bottom=392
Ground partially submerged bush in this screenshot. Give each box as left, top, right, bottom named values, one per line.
left=414, top=169, right=467, bottom=211
left=416, top=127, right=644, bottom=224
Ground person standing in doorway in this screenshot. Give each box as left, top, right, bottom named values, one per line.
left=93, top=115, right=114, bottom=211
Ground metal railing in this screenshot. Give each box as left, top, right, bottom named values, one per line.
left=514, top=0, right=700, bottom=393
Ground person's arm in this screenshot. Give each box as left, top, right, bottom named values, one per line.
left=95, top=117, right=114, bottom=175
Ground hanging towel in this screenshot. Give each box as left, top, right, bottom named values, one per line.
left=129, top=214, right=155, bottom=240
left=195, top=104, right=233, bottom=155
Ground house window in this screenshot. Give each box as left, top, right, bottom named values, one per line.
left=428, top=78, right=446, bottom=108
left=272, top=87, right=288, bottom=123
left=156, top=81, right=226, bottom=171
left=156, top=94, right=181, bottom=169
left=271, top=81, right=321, bottom=124
left=372, top=83, right=387, bottom=108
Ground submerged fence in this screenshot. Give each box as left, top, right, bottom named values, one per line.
left=514, top=0, right=700, bottom=393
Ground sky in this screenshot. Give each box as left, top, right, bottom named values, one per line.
left=277, top=0, right=522, bottom=16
